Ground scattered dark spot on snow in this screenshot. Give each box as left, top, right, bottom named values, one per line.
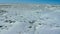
left=5, top=26, right=7, bottom=27
left=23, top=20, right=26, bottom=22
left=36, top=12, right=40, bottom=13
left=0, top=10, right=7, bottom=16
left=5, top=20, right=16, bottom=23
left=29, top=20, right=35, bottom=24
left=0, top=10, right=7, bottom=13
left=5, top=20, right=9, bottom=22
left=20, top=15, right=23, bottom=17
left=10, top=16, right=12, bottom=17
left=55, top=26, right=60, bottom=27
left=9, top=20, right=13, bottom=23
left=29, top=26, right=32, bottom=28
left=9, top=20, right=15, bottom=23
left=46, top=17, right=49, bottom=19
left=0, top=26, right=3, bottom=28
left=39, top=23, right=42, bottom=25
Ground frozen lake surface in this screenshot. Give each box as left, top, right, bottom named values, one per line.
left=0, top=4, right=60, bottom=34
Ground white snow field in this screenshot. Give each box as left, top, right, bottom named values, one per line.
left=0, top=4, right=60, bottom=34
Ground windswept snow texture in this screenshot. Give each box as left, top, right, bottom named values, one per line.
left=0, top=4, right=60, bottom=34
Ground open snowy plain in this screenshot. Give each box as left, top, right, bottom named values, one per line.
left=0, top=4, right=60, bottom=34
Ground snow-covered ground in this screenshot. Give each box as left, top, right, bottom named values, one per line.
left=0, top=4, right=60, bottom=34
